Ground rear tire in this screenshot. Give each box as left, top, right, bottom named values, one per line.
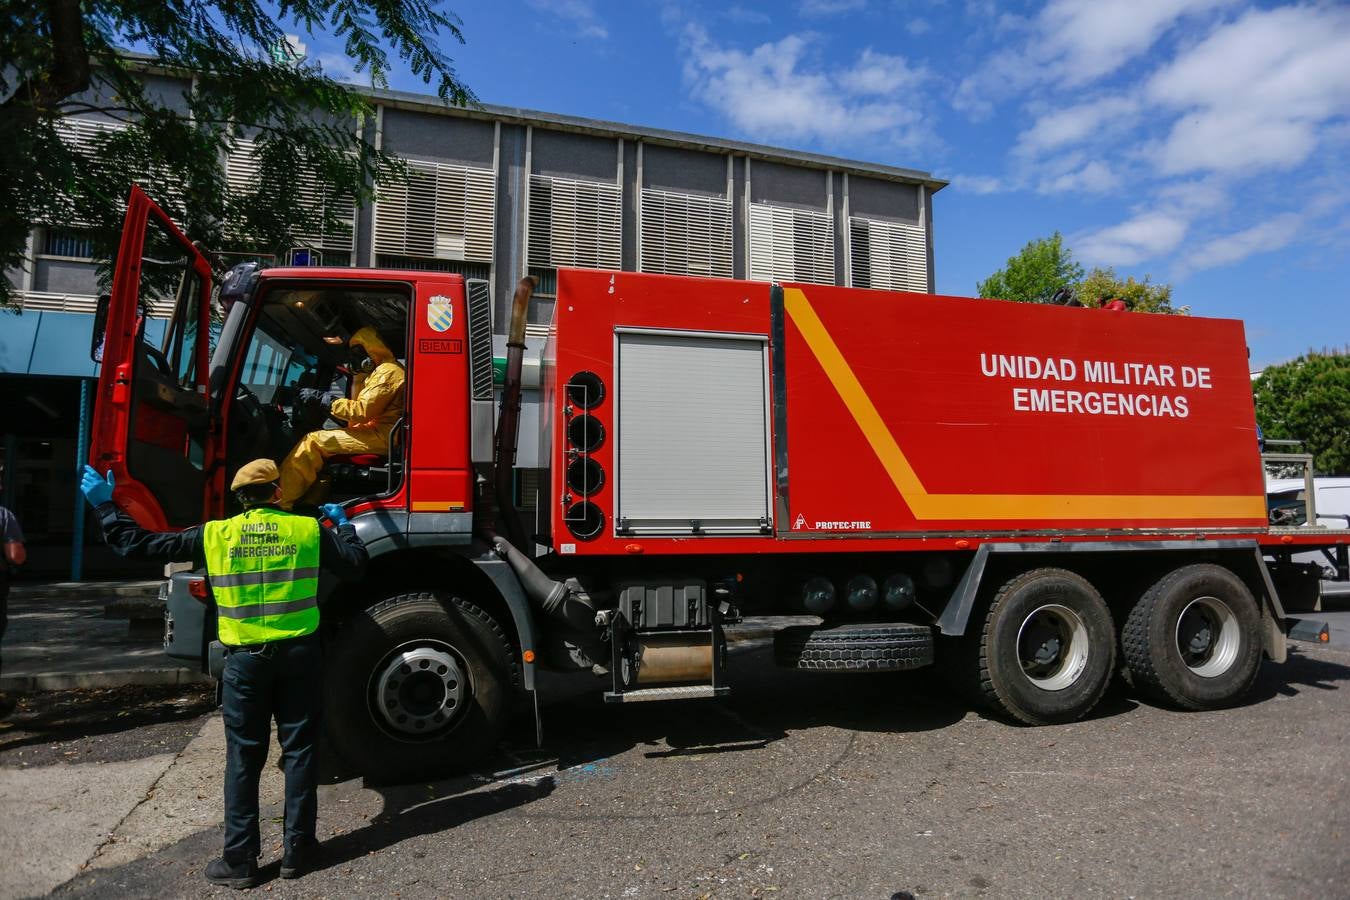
left=961, top=568, right=1116, bottom=725
left=323, top=592, right=518, bottom=783
left=1121, top=564, right=1263, bottom=710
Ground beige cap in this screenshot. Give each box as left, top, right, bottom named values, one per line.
left=230, top=459, right=280, bottom=491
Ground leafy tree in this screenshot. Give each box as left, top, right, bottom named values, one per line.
left=976, top=232, right=1082, bottom=304
left=1075, top=267, right=1185, bottom=314
left=0, top=0, right=474, bottom=307
left=1253, top=349, right=1350, bottom=475
left=977, top=234, right=1185, bottom=314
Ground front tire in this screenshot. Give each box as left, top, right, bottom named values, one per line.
left=961, top=568, right=1116, bottom=725
left=323, top=592, right=518, bottom=783
left=1121, top=564, right=1263, bottom=710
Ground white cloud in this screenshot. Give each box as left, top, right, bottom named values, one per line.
left=1015, top=95, right=1140, bottom=157
left=798, top=0, right=866, bottom=16
left=1075, top=212, right=1189, bottom=266
left=526, top=0, right=608, bottom=39
left=1038, top=160, right=1119, bottom=195
left=1147, top=5, right=1350, bottom=175
left=1038, top=0, right=1235, bottom=87
left=723, top=5, right=771, bottom=25
left=954, top=0, right=1232, bottom=118
left=906, top=18, right=932, bottom=36
left=953, top=174, right=1008, bottom=195
left=1178, top=214, right=1303, bottom=275
left=681, top=28, right=930, bottom=147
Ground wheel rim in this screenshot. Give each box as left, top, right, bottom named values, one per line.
left=1175, top=596, right=1240, bottom=678
left=371, top=641, right=467, bottom=738
left=1016, top=603, right=1090, bottom=691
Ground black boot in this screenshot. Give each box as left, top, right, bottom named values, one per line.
left=280, top=838, right=321, bottom=879
left=204, top=855, right=260, bottom=889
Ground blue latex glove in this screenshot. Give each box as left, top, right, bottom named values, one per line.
left=80, top=465, right=115, bottom=507
left=320, top=503, right=349, bottom=526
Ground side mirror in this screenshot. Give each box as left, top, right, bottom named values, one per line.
left=90, top=293, right=112, bottom=363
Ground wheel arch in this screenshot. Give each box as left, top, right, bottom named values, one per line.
left=936, top=541, right=1286, bottom=662
left=324, top=541, right=541, bottom=691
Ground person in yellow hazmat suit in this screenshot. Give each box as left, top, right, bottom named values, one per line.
left=279, top=326, right=405, bottom=509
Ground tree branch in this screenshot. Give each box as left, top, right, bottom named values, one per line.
left=0, top=0, right=92, bottom=125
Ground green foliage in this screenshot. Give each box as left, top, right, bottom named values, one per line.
left=1076, top=267, right=1186, bottom=315
left=977, top=234, right=1185, bottom=314
left=1253, top=349, right=1350, bottom=475
left=976, top=232, right=1082, bottom=304
left=0, top=0, right=474, bottom=307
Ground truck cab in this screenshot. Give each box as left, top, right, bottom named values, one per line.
left=92, top=187, right=532, bottom=780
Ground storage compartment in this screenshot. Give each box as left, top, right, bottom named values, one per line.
left=614, top=329, right=772, bottom=535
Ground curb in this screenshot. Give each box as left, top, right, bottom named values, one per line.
left=9, top=581, right=163, bottom=603
left=0, top=668, right=211, bottom=693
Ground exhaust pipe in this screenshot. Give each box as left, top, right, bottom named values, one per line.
left=493, top=275, right=537, bottom=551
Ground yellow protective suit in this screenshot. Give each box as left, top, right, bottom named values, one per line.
left=279, top=326, right=406, bottom=508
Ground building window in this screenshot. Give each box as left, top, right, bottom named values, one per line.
left=528, top=266, right=558, bottom=297
left=226, top=139, right=358, bottom=263
left=528, top=174, right=621, bottom=270
left=747, top=203, right=835, bottom=285
left=849, top=216, right=927, bottom=292
left=639, top=188, right=733, bottom=278
left=373, top=158, right=496, bottom=266
left=41, top=227, right=96, bottom=259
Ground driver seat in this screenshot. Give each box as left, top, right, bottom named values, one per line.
left=325, top=418, right=406, bottom=496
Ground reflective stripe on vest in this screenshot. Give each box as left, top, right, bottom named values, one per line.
left=202, top=508, right=321, bottom=646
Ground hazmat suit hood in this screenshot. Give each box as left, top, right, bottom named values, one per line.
left=349, top=326, right=395, bottom=364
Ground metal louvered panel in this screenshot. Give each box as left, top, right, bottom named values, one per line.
left=466, top=278, right=495, bottom=401
left=747, top=203, right=834, bottom=285
left=528, top=175, right=621, bottom=270
left=849, top=217, right=928, bottom=292
left=224, top=139, right=357, bottom=252
left=639, top=189, right=733, bottom=278
left=52, top=118, right=186, bottom=225
left=373, top=159, right=496, bottom=262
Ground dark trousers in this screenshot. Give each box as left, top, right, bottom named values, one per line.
left=0, top=577, right=8, bottom=681
left=220, top=633, right=322, bottom=861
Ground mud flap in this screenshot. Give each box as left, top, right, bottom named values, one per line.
left=1251, top=548, right=1288, bottom=664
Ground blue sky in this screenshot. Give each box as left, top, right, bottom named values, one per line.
left=306, top=0, right=1350, bottom=369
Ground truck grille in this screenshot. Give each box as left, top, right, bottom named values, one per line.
left=466, top=278, right=493, bottom=401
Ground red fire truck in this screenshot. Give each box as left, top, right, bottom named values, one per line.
left=91, top=187, right=1340, bottom=781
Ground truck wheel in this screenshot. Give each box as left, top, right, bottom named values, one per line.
left=774, top=623, right=934, bottom=671
left=323, top=591, right=518, bottom=784
left=1121, top=564, right=1263, bottom=710
left=964, top=568, right=1116, bottom=725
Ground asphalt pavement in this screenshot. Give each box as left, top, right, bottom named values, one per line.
left=7, top=638, right=1344, bottom=900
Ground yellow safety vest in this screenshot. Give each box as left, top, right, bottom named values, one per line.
left=203, top=507, right=321, bottom=646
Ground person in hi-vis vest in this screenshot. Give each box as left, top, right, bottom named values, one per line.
left=82, top=459, right=367, bottom=889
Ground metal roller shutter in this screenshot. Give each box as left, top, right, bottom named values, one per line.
left=615, top=329, right=772, bottom=535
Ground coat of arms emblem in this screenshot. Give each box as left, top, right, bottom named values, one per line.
left=427, top=294, right=454, bottom=332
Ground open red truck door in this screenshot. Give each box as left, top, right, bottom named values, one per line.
left=89, top=185, right=219, bottom=531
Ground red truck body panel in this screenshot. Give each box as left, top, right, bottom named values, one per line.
left=546, top=269, right=1271, bottom=557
